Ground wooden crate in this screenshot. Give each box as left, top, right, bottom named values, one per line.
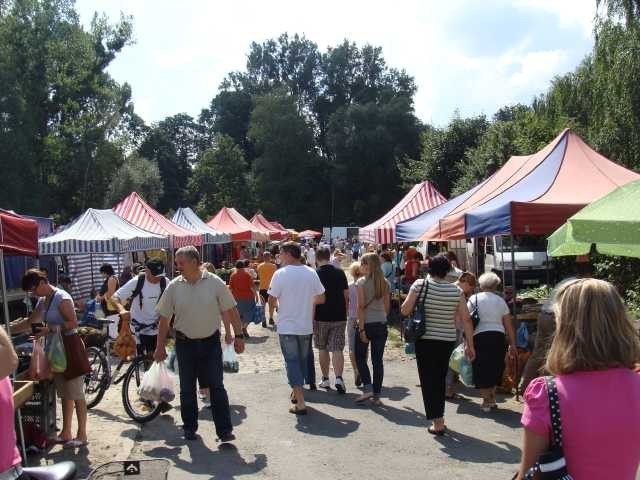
left=12, top=380, right=34, bottom=410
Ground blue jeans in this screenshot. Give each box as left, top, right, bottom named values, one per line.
left=175, top=331, right=232, bottom=437
left=279, top=334, right=311, bottom=388
left=355, top=322, right=388, bottom=396
left=305, top=345, right=316, bottom=385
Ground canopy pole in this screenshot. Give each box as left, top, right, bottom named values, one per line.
left=90, top=254, right=94, bottom=295
left=1, top=250, right=28, bottom=467
left=510, top=234, right=517, bottom=319
left=500, top=236, right=506, bottom=289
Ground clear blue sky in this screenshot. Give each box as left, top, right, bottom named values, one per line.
left=75, top=0, right=597, bottom=127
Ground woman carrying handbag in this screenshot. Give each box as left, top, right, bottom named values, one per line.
left=516, top=279, right=640, bottom=479
left=12, top=269, right=90, bottom=449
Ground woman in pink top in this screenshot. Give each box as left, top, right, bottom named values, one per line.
left=517, top=278, right=640, bottom=479
left=0, top=324, right=21, bottom=478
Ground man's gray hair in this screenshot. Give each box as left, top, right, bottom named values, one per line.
left=478, top=272, right=501, bottom=291
left=175, top=245, right=200, bottom=263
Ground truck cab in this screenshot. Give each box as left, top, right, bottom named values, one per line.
left=483, top=235, right=551, bottom=287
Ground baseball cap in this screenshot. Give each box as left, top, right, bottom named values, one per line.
left=145, top=257, right=165, bottom=276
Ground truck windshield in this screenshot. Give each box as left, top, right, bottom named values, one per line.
left=496, top=235, right=547, bottom=253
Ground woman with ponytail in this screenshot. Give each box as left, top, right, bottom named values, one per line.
left=355, top=253, right=391, bottom=405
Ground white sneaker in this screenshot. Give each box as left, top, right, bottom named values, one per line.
left=319, top=378, right=331, bottom=389
left=335, top=377, right=346, bottom=394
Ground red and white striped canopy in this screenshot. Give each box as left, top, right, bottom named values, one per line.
left=113, top=192, right=203, bottom=248
left=359, top=181, right=446, bottom=244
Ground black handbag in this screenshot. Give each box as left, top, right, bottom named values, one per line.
left=520, top=377, right=573, bottom=480
left=470, top=295, right=480, bottom=329
left=403, top=277, right=428, bottom=343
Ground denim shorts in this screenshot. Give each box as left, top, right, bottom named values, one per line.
left=279, top=334, right=311, bottom=387
left=236, top=299, right=256, bottom=324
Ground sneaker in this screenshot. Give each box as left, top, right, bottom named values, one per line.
left=261, top=320, right=267, bottom=328
left=319, top=378, right=331, bottom=389
left=335, top=377, right=346, bottom=394
left=218, top=432, right=236, bottom=443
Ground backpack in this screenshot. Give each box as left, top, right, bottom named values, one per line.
left=128, top=274, right=167, bottom=310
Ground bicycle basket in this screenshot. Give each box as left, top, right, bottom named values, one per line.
left=86, top=459, right=171, bottom=480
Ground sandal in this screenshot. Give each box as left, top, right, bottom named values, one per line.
left=427, top=426, right=446, bottom=436
left=288, top=405, right=307, bottom=415
left=355, top=392, right=373, bottom=404
left=63, top=439, right=88, bottom=449
left=290, top=391, right=297, bottom=404
left=49, top=435, right=71, bottom=445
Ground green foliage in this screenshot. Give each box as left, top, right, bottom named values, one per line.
left=402, top=114, right=488, bottom=197
left=105, top=154, right=163, bottom=208
left=248, top=91, right=327, bottom=227
left=188, top=135, right=252, bottom=218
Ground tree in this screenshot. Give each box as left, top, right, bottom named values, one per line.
left=249, top=91, right=327, bottom=227
left=105, top=154, right=163, bottom=207
left=0, top=0, right=134, bottom=220
left=188, top=135, right=252, bottom=217
left=401, top=114, right=488, bottom=198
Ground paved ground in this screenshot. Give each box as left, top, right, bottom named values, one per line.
left=32, top=323, right=526, bottom=479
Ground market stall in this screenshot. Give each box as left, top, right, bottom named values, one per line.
left=172, top=207, right=231, bottom=264
left=547, top=179, right=640, bottom=258
left=114, top=192, right=203, bottom=249
left=39, top=208, right=169, bottom=299
left=0, top=209, right=38, bottom=463
left=207, top=207, right=269, bottom=242
left=359, top=180, right=446, bottom=244
left=250, top=212, right=288, bottom=240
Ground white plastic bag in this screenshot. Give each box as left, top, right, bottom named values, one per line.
left=139, top=361, right=175, bottom=402
left=448, top=343, right=465, bottom=373
left=222, top=343, right=239, bottom=373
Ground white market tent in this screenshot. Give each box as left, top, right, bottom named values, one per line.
left=39, top=209, right=169, bottom=299
left=39, top=208, right=169, bottom=255
left=172, top=207, right=230, bottom=244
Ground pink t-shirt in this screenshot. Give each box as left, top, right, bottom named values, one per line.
left=522, top=369, right=640, bottom=479
left=0, top=377, right=21, bottom=472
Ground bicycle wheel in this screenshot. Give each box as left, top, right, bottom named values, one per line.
left=122, top=356, right=162, bottom=423
left=85, top=346, right=110, bottom=409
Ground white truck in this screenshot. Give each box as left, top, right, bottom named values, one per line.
left=476, top=235, right=552, bottom=287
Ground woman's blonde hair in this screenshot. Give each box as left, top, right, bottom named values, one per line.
left=546, top=278, right=640, bottom=375
left=458, top=271, right=477, bottom=288
left=348, top=261, right=361, bottom=280
left=360, top=252, right=388, bottom=299
left=201, top=262, right=215, bottom=273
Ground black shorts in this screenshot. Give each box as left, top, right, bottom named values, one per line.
left=137, top=334, right=157, bottom=356
left=259, top=289, right=269, bottom=303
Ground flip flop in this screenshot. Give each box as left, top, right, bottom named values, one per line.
left=63, top=439, right=88, bottom=449
left=288, top=405, right=307, bottom=415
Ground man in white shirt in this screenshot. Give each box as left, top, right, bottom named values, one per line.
left=112, top=257, right=166, bottom=356
left=268, top=242, right=325, bottom=415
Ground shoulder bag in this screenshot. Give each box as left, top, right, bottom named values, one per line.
left=518, top=377, right=573, bottom=480
left=403, top=277, right=429, bottom=343
left=469, top=294, right=481, bottom=329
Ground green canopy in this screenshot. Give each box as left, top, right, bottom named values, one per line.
left=547, top=179, right=640, bottom=257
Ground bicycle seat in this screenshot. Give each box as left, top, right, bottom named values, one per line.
left=23, top=461, right=77, bottom=480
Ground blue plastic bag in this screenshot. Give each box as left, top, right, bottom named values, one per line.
left=459, top=355, right=474, bottom=387
left=516, top=322, right=529, bottom=349
left=251, top=303, right=265, bottom=325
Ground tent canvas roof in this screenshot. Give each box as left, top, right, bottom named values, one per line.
left=39, top=208, right=169, bottom=255
left=359, top=181, right=446, bottom=244
left=113, top=192, right=203, bottom=247
left=172, top=208, right=230, bottom=244
left=207, top=207, right=269, bottom=242
left=0, top=209, right=38, bottom=256
left=250, top=213, right=287, bottom=240
left=416, top=129, right=640, bottom=240
left=547, top=179, right=640, bottom=258
left=270, top=221, right=287, bottom=231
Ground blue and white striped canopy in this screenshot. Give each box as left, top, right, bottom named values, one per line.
left=172, top=207, right=231, bottom=244
left=39, top=208, right=169, bottom=255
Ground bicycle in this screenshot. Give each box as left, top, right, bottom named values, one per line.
left=81, top=318, right=164, bottom=423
